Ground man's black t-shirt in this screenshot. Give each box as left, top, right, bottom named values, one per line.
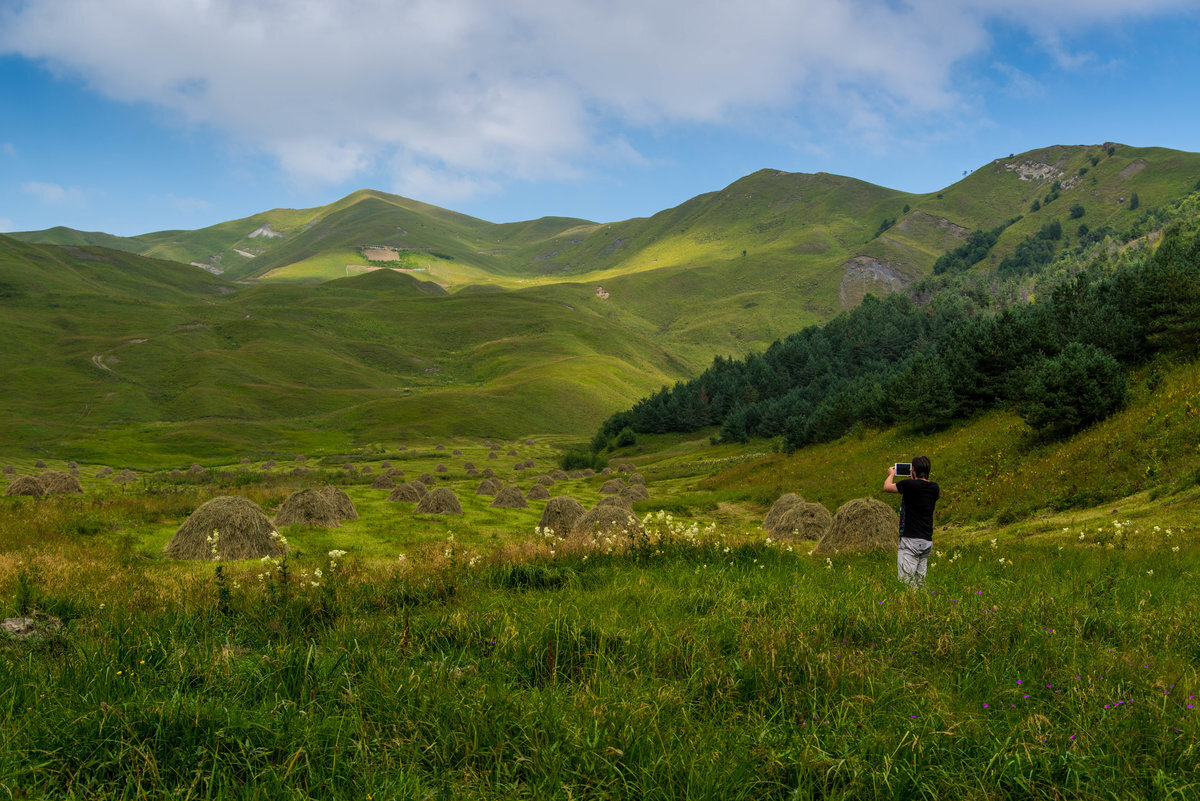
left=897, top=478, right=940, bottom=541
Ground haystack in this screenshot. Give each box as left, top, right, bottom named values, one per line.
left=387, top=483, right=423, bottom=503
left=343, top=462, right=355, bottom=471
left=452, top=449, right=462, bottom=456
left=481, top=468, right=496, bottom=478
left=581, top=468, right=595, bottom=478
left=274, top=488, right=341, bottom=528
left=113, top=469, right=137, bottom=485
left=599, top=479, right=625, bottom=495
left=617, top=464, right=633, bottom=473
left=525, top=439, right=535, bottom=446
left=415, top=487, right=463, bottom=515
left=772, top=502, right=832, bottom=541
left=464, top=461, right=476, bottom=470
left=597, top=494, right=632, bottom=509
left=514, top=462, right=526, bottom=470
left=465, top=468, right=480, bottom=477
left=762, top=493, right=806, bottom=532
left=168, top=469, right=186, bottom=481
left=187, top=464, right=208, bottom=480
left=418, top=473, right=436, bottom=485
left=523, top=459, right=536, bottom=469
left=34, top=460, right=46, bottom=469
left=2, top=465, right=14, bottom=474
left=387, top=468, right=404, bottom=477
left=361, top=465, right=374, bottom=474
left=487, top=451, right=498, bottom=459
left=295, top=455, right=308, bottom=462
left=166, top=496, right=284, bottom=561
left=535, top=475, right=555, bottom=486
left=526, top=484, right=552, bottom=500
left=96, top=466, right=113, bottom=477
left=263, top=459, right=277, bottom=469
left=538, top=496, right=585, bottom=535
left=574, top=505, right=642, bottom=537
left=436, top=444, right=446, bottom=451
left=490, top=486, right=529, bottom=509
left=435, top=464, right=448, bottom=473
left=476, top=478, right=503, bottom=495
left=372, top=474, right=396, bottom=489
left=4, top=476, right=44, bottom=497
left=381, top=461, right=393, bottom=469
left=41, top=471, right=83, bottom=495
left=240, top=457, right=251, bottom=465
left=620, top=484, right=650, bottom=503
left=814, top=498, right=899, bottom=555
left=67, top=461, right=78, bottom=469
left=507, top=449, right=518, bottom=456
left=550, top=469, right=569, bottom=482
left=629, top=472, right=646, bottom=485
left=318, top=485, right=359, bottom=521
left=601, top=467, right=613, bottom=476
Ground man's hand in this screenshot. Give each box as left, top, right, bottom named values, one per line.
left=884, top=465, right=899, bottom=493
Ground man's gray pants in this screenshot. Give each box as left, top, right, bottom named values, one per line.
left=897, top=537, right=933, bottom=586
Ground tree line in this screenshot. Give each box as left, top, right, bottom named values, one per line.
left=593, top=211, right=1200, bottom=452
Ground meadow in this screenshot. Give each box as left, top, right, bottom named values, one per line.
left=1, top=434, right=1198, bottom=800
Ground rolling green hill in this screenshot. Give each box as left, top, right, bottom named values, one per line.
left=5, top=143, right=1200, bottom=461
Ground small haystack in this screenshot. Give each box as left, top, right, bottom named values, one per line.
left=2, top=465, right=14, bottom=474
left=168, top=469, right=186, bottom=481
left=465, top=468, right=480, bottom=477
left=295, top=455, right=308, bottom=462
left=762, top=493, right=806, bottom=532
left=318, top=485, right=359, bottom=521
left=343, top=462, right=355, bottom=471
left=620, top=484, right=650, bottom=503
left=187, top=464, right=208, bottom=480
left=67, top=461, right=78, bottom=469
left=523, top=459, right=536, bottom=469
left=525, top=439, right=535, bottom=446
left=490, top=486, right=529, bottom=509
left=574, top=505, right=642, bottom=537
left=599, top=479, right=625, bottom=495
left=387, top=483, right=424, bottom=503
left=597, top=494, right=632, bottom=509
left=476, top=478, right=503, bottom=495
left=372, top=474, right=396, bottom=490
left=487, top=451, right=498, bottom=460
left=4, top=476, right=44, bottom=497
left=113, top=469, right=137, bottom=485
left=96, top=466, right=113, bottom=477
left=617, top=464, right=633, bottom=473
left=814, top=498, right=899, bottom=555
left=361, top=465, right=374, bottom=474
left=629, top=472, right=646, bottom=485
left=436, top=444, right=446, bottom=451
left=452, top=449, right=462, bottom=456
left=464, top=461, right=476, bottom=470
left=507, top=449, right=519, bottom=456
left=275, top=488, right=342, bottom=528
left=240, top=457, right=251, bottom=465
left=568, top=470, right=583, bottom=479
left=581, top=468, right=596, bottom=478
left=769, top=502, right=832, bottom=541
left=514, top=462, right=526, bottom=471
left=535, top=475, right=555, bottom=486
left=419, top=473, right=437, bottom=486
left=538, top=496, right=585, bottom=535
left=415, top=487, right=463, bottom=515
left=601, top=467, right=613, bottom=475
left=481, top=467, right=496, bottom=478
left=166, top=496, right=284, bottom=561
left=550, top=469, right=569, bottom=482
left=34, top=460, right=47, bottom=469
left=526, top=484, right=552, bottom=500
left=381, top=461, right=393, bottom=469
left=40, top=471, right=84, bottom=495
left=435, top=464, right=448, bottom=473
left=387, top=468, right=404, bottom=477
left=263, top=459, right=277, bottom=469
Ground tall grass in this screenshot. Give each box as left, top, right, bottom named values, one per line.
left=1, top=503, right=1196, bottom=800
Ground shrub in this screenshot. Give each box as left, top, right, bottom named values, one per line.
left=558, top=449, right=607, bottom=471
left=1017, top=343, right=1126, bottom=436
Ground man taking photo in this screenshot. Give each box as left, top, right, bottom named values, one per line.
left=884, top=456, right=939, bottom=586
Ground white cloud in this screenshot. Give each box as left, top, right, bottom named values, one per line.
left=0, top=0, right=1192, bottom=197
left=22, top=181, right=87, bottom=205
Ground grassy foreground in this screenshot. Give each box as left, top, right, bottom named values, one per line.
left=1, top=471, right=1198, bottom=799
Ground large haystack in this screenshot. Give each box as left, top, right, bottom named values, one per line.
left=274, top=488, right=342, bottom=528
left=769, top=502, right=832, bottom=541
left=574, top=505, right=642, bottom=537
left=538, top=496, right=585, bottom=535
left=490, top=486, right=529, bottom=509
left=5, top=476, right=44, bottom=497
left=599, top=479, right=625, bottom=495
left=814, top=498, right=899, bottom=555
left=620, top=484, right=650, bottom=503
left=526, top=484, right=551, bottom=500
left=476, top=478, right=503, bottom=496
left=40, top=471, right=84, bottom=495
left=762, top=493, right=806, bottom=532
left=318, top=485, right=359, bottom=521
left=387, top=482, right=424, bottom=503
left=371, top=474, right=396, bottom=490
left=597, top=494, right=632, bottom=509
left=415, top=487, right=463, bottom=515
left=166, top=496, right=284, bottom=561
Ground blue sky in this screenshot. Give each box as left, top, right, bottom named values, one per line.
left=1, top=0, right=1198, bottom=237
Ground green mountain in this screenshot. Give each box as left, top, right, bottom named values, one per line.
left=4, top=142, right=1200, bottom=460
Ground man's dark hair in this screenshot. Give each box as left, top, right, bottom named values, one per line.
left=912, top=455, right=931, bottom=478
